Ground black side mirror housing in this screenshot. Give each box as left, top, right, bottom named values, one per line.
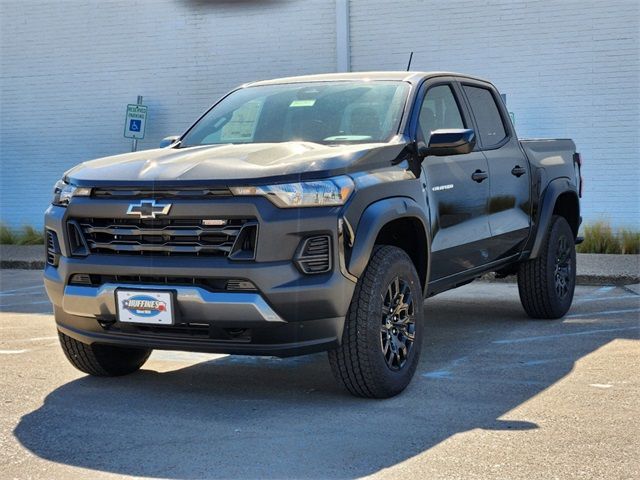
left=160, top=135, right=180, bottom=148
left=417, top=129, right=476, bottom=158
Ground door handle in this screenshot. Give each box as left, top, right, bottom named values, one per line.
left=471, top=170, right=488, bottom=183
left=511, top=165, right=526, bottom=177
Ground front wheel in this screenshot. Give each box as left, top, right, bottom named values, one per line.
left=58, top=332, right=152, bottom=376
left=328, top=245, right=424, bottom=398
left=517, top=215, right=576, bottom=319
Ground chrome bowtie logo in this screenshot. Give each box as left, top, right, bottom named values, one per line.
left=126, top=200, right=171, bottom=219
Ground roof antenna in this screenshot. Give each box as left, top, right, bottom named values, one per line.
left=406, top=51, right=414, bottom=71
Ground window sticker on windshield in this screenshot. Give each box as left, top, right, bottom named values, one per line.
left=289, top=99, right=316, bottom=108
left=219, top=99, right=263, bottom=142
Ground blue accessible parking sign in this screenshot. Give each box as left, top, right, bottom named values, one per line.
left=129, top=119, right=141, bottom=132
left=124, top=104, right=148, bottom=139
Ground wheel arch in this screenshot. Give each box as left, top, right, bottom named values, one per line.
left=347, top=197, right=430, bottom=294
left=530, top=178, right=580, bottom=258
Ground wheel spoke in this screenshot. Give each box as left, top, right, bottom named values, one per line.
left=399, top=326, right=415, bottom=341
left=379, top=276, right=416, bottom=371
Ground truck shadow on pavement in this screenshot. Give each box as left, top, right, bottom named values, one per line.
left=13, top=290, right=640, bottom=479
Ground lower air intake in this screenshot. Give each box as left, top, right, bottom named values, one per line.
left=46, top=230, right=60, bottom=266
left=295, top=235, right=332, bottom=274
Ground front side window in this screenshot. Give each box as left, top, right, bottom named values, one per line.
left=462, top=85, right=507, bottom=147
left=180, top=81, right=410, bottom=147
left=417, top=84, right=465, bottom=144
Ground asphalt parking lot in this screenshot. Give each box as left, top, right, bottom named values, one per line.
left=1, top=269, right=638, bottom=479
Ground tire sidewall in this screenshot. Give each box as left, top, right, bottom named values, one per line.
left=364, top=247, right=424, bottom=395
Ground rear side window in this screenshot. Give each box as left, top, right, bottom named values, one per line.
left=463, top=85, right=507, bottom=147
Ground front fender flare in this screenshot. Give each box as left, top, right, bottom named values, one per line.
left=346, top=196, right=431, bottom=284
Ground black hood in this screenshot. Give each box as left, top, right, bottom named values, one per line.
left=65, top=141, right=410, bottom=186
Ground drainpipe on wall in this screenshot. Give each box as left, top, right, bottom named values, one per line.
left=336, top=0, right=350, bottom=72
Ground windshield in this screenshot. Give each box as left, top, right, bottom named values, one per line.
left=180, top=81, right=409, bottom=147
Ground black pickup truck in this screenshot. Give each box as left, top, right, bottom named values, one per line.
left=44, top=72, right=582, bottom=397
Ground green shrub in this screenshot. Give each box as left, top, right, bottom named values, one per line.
left=0, top=224, right=45, bottom=245
left=0, top=224, right=16, bottom=244
left=578, top=222, right=621, bottom=254
left=577, top=222, right=640, bottom=254
left=17, top=225, right=45, bottom=245
left=620, top=229, right=640, bottom=254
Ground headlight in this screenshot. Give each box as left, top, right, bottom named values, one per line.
left=230, top=176, right=354, bottom=208
left=52, top=180, right=91, bottom=206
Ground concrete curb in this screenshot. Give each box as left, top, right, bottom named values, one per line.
left=1, top=246, right=638, bottom=285
left=0, top=259, right=45, bottom=270
left=0, top=245, right=44, bottom=270
left=481, top=272, right=640, bottom=286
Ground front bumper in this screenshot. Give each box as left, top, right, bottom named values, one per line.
left=44, top=197, right=356, bottom=357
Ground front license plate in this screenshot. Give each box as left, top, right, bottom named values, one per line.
left=116, top=290, right=175, bottom=325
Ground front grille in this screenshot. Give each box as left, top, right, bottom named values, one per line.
left=91, top=187, right=232, bottom=199
left=103, top=322, right=251, bottom=342
left=69, top=273, right=258, bottom=292
left=74, top=218, right=256, bottom=257
left=295, top=235, right=332, bottom=274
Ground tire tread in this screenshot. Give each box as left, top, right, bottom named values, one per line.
left=58, top=332, right=151, bottom=376
left=518, top=215, right=575, bottom=319
left=329, top=245, right=422, bottom=398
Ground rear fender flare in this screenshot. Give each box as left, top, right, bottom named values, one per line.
left=530, top=177, right=579, bottom=258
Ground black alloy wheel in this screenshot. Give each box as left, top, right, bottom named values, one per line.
left=554, top=234, right=573, bottom=299
left=381, top=277, right=416, bottom=370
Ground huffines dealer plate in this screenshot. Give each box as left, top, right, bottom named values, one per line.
left=116, top=290, right=175, bottom=325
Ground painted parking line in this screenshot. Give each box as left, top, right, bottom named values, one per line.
left=0, top=349, right=29, bottom=354
left=566, top=308, right=640, bottom=318
left=493, top=326, right=640, bottom=345
left=421, top=372, right=547, bottom=386
left=3, top=336, right=58, bottom=344
left=0, top=285, right=44, bottom=296
left=595, top=286, right=616, bottom=294
left=575, top=295, right=639, bottom=304
left=0, top=300, right=51, bottom=308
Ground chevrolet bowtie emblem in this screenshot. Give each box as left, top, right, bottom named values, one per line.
left=126, top=200, right=172, bottom=219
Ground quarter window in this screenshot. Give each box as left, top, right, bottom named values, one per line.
left=463, top=85, right=507, bottom=147
left=418, top=85, right=465, bottom=144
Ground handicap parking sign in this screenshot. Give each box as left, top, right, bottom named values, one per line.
left=129, top=119, right=141, bottom=132
left=124, top=104, right=148, bottom=139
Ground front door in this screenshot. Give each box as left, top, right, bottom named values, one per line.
left=417, top=82, right=492, bottom=280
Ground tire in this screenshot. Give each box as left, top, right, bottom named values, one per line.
left=517, top=215, right=576, bottom=319
left=58, top=332, right=151, bottom=376
left=328, top=245, right=424, bottom=398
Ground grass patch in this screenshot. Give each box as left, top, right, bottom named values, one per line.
left=577, top=221, right=639, bottom=254
left=0, top=224, right=17, bottom=244
left=0, top=224, right=45, bottom=245
left=620, top=229, right=640, bottom=254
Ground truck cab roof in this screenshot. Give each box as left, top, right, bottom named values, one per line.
left=246, top=71, right=493, bottom=87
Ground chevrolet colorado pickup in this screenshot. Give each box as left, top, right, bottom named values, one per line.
left=45, top=72, right=582, bottom=397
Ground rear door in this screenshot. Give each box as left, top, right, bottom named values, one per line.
left=415, top=79, right=492, bottom=280
left=459, top=80, right=532, bottom=261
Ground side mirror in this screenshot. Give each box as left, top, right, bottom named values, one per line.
left=160, top=135, right=180, bottom=148
left=417, top=129, right=476, bottom=158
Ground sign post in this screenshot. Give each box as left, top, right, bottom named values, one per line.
left=124, top=95, right=147, bottom=152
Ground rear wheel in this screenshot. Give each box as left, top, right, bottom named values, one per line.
left=517, top=215, right=576, bottom=319
left=328, top=245, right=424, bottom=398
left=58, top=332, right=151, bottom=376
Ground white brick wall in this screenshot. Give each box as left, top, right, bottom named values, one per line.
left=1, top=0, right=638, bottom=230
left=351, top=0, right=640, bottom=228
left=0, top=0, right=336, bottom=227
